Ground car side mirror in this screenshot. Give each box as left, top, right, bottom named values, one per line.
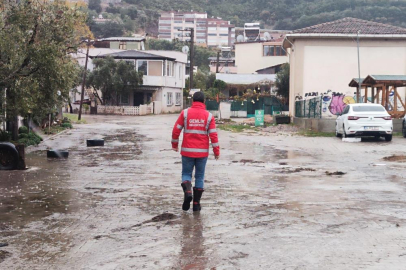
left=335, top=112, right=341, bottom=116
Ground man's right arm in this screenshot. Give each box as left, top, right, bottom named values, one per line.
left=171, top=110, right=184, bottom=151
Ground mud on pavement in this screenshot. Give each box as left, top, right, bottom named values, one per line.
left=2, top=114, right=406, bottom=269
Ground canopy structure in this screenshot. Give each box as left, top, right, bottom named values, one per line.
left=349, top=75, right=406, bottom=118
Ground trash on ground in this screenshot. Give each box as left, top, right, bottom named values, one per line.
left=383, top=155, right=406, bottom=162
left=325, top=171, right=346, bottom=176
left=342, top=138, right=361, bottom=143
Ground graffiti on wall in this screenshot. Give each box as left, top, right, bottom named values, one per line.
left=299, top=90, right=357, bottom=117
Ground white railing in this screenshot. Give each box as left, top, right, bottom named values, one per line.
left=97, top=104, right=154, bottom=116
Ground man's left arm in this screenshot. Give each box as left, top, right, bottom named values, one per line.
left=171, top=110, right=184, bottom=151
left=208, top=116, right=220, bottom=158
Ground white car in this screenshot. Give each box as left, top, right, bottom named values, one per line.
left=403, top=115, right=406, bottom=138
left=335, top=104, right=393, bottom=141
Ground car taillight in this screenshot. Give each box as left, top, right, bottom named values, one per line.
left=383, top=116, right=392, bottom=120
left=348, top=116, right=359, bottom=120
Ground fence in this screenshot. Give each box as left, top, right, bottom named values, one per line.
left=295, top=96, right=322, bottom=118
left=98, top=104, right=153, bottom=116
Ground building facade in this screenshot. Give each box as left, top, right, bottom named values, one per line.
left=283, top=17, right=406, bottom=117
left=235, top=39, right=289, bottom=74
left=158, top=11, right=235, bottom=47
left=72, top=49, right=187, bottom=114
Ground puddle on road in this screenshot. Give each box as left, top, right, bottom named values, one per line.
left=0, top=152, right=96, bottom=228
left=177, top=213, right=208, bottom=270
left=383, top=155, right=406, bottom=162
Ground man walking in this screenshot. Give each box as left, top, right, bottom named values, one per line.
left=172, top=92, right=220, bottom=212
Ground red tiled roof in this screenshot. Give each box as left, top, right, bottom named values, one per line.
left=293, top=17, right=406, bottom=35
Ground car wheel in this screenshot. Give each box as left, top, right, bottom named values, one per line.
left=403, top=122, right=406, bottom=138
left=342, top=125, right=348, bottom=138
left=0, top=143, right=19, bottom=170
left=335, top=124, right=342, bottom=137
left=385, top=134, right=393, bottom=142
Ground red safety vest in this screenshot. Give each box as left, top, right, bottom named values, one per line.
left=172, top=102, right=220, bottom=158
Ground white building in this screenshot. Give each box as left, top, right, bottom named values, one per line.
left=158, top=11, right=235, bottom=47
left=283, top=17, right=406, bottom=117
left=72, top=49, right=187, bottom=114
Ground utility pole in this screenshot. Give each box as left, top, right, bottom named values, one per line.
left=178, top=28, right=195, bottom=91
left=78, top=38, right=90, bottom=121
left=357, top=30, right=361, bottom=103
left=216, top=51, right=220, bottom=73
left=189, top=28, right=195, bottom=91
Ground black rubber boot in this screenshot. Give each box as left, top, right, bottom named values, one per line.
left=193, top=187, right=204, bottom=212
left=181, top=181, right=193, bottom=211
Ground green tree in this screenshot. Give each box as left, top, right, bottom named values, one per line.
left=86, top=57, right=143, bottom=105
left=0, top=0, right=89, bottom=139
left=275, top=63, right=290, bottom=102
left=147, top=40, right=216, bottom=72
left=90, top=21, right=125, bottom=38
left=88, top=0, right=102, bottom=14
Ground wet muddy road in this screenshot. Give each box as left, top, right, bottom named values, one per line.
left=2, top=115, right=406, bottom=269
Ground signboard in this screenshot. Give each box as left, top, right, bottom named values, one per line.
left=255, top=110, right=264, bottom=126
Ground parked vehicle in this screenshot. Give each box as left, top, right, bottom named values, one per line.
left=403, top=115, right=406, bottom=138
left=335, top=104, right=393, bottom=141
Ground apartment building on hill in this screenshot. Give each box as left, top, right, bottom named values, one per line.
left=158, top=11, right=235, bottom=47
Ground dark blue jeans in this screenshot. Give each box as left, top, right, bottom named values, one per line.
left=181, top=156, right=208, bottom=189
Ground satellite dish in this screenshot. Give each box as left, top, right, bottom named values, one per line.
left=182, top=46, right=189, bottom=54
left=236, top=35, right=244, bottom=42
left=264, top=32, right=271, bottom=41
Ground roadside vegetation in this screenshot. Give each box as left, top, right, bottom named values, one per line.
left=64, top=114, right=87, bottom=124
left=297, top=130, right=336, bottom=137
left=218, top=124, right=259, bottom=133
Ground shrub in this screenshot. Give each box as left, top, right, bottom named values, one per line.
left=62, top=117, right=71, bottom=124
left=19, top=126, right=29, bottom=134
left=61, top=123, right=73, bottom=129
left=0, top=130, right=11, bottom=142
left=18, top=132, right=43, bottom=146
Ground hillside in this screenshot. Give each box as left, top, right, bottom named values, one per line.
left=93, top=0, right=406, bottom=34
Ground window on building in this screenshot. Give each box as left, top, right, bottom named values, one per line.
left=196, top=27, right=206, bottom=30
left=208, top=33, right=217, bottom=36
left=174, top=20, right=183, bottom=23
left=175, top=92, right=182, bottom=106
left=159, top=20, right=172, bottom=24
left=120, top=93, right=130, bottom=105
left=196, top=32, right=206, bottom=37
left=167, top=92, right=173, bottom=106
left=159, top=26, right=171, bottom=30
left=137, top=60, right=148, bottom=75
left=179, top=65, right=182, bottom=79
left=119, top=42, right=127, bottom=50
left=148, top=61, right=163, bottom=76
left=263, top=45, right=287, bottom=56
left=208, top=27, right=217, bottom=31
left=219, top=33, right=229, bottom=36
left=166, top=61, right=175, bottom=76
left=174, top=26, right=183, bottom=30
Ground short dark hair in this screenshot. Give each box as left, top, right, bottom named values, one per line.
left=192, top=91, right=205, bottom=103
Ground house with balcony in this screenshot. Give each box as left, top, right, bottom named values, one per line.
left=91, top=50, right=187, bottom=113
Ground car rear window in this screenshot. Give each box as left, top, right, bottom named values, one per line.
left=352, top=106, right=386, bottom=112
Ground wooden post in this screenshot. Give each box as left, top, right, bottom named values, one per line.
left=364, top=86, right=368, bottom=103
left=371, top=87, right=375, bottom=103
left=386, top=85, right=390, bottom=110
left=356, top=86, right=360, bottom=103
left=394, top=87, right=398, bottom=114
